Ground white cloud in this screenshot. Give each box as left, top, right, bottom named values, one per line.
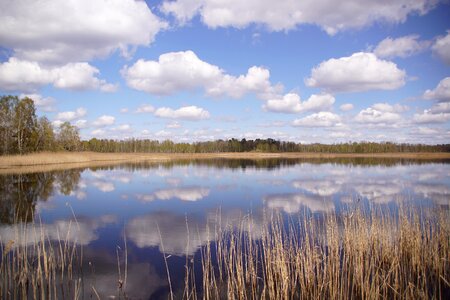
left=155, top=130, right=172, bottom=138
left=0, top=58, right=53, bottom=91
left=432, top=30, right=450, bottom=65
left=264, top=93, right=334, bottom=114
left=292, top=112, right=341, bottom=127
left=0, top=58, right=115, bottom=92
left=52, top=62, right=117, bottom=92
left=154, top=106, right=210, bottom=121
left=113, top=124, right=132, bottom=132
left=354, top=107, right=402, bottom=124
left=122, top=50, right=280, bottom=99
left=0, top=0, right=167, bottom=65
left=55, top=107, right=87, bottom=122
left=371, top=102, right=409, bottom=113
left=423, top=77, right=450, bottom=102
left=75, top=119, right=88, bottom=129
left=93, top=115, right=115, bottom=127
left=166, top=121, right=182, bottom=129
left=135, top=187, right=210, bottom=202
left=339, top=103, right=354, bottom=111
left=413, top=110, right=450, bottom=124
left=413, top=127, right=440, bottom=135
left=120, top=108, right=129, bottom=113
left=374, top=35, right=430, bottom=58
left=305, top=52, right=406, bottom=93
left=154, top=187, right=210, bottom=201
left=264, top=193, right=334, bottom=213
left=91, top=129, right=106, bottom=136
left=429, top=102, right=450, bottom=114
left=161, top=0, right=433, bottom=35
left=52, top=120, right=64, bottom=128
left=135, top=104, right=155, bottom=113
left=19, top=93, right=55, bottom=112
left=92, top=180, right=115, bottom=192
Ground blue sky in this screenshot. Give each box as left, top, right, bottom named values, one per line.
left=0, top=0, right=449, bottom=144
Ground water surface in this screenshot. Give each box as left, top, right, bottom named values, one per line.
left=1, top=158, right=449, bottom=298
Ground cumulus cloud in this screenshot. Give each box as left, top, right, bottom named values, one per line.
left=92, top=180, right=115, bottom=192
left=423, top=77, right=450, bottom=102
left=429, top=102, right=450, bottom=114
left=125, top=212, right=210, bottom=255
left=354, top=105, right=403, bottom=124
left=166, top=121, right=182, bottom=129
left=339, top=103, right=354, bottom=111
left=113, top=124, right=132, bottom=132
left=122, top=50, right=280, bottom=99
left=305, top=52, right=406, bottom=93
left=374, top=35, right=430, bottom=58
left=413, top=110, right=450, bottom=124
left=135, top=104, right=156, bottom=113
left=432, top=30, right=450, bottom=65
left=55, top=108, right=87, bottom=122
left=0, top=216, right=116, bottom=247
left=75, top=119, right=88, bottom=129
left=135, top=186, right=210, bottom=202
left=154, top=105, right=210, bottom=121
left=161, top=0, right=434, bottom=35
left=0, top=58, right=54, bottom=92
left=52, top=63, right=118, bottom=92
left=93, top=115, right=115, bottom=127
left=19, top=93, right=55, bottom=112
left=0, top=58, right=115, bottom=92
left=263, top=93, right=334, bottom=114
left=90, top=129, right=106, bottom=136
left=292, top=112, right=341, bottom=127
left=264, top=193, right=334, bottom=213
left=0, top=0, right=167, bottom=65
left=371, top=102, right=409, bottom=113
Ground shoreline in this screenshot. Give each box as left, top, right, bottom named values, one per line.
left=0, top=151, right=449, bottom=174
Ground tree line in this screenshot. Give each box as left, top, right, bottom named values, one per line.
left=81, top=138, right=450, bottom=153
left=1, top=95, right=449, bottom=155
left=0, top=95, right=80, bottom=155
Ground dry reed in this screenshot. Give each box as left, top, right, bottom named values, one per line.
left=0, top=219, right=83, bottom=299
left=1, top=152, right=449, bottom=169
left=187, top=206, right=450, bottom=299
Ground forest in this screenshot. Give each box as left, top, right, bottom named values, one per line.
left=1, top=95, right=449, bottom=155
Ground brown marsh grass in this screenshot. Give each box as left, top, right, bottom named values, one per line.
left=1, top=152, right=449, bottom=170
left=0, top=214, right=129, bottom=299
left=183, top=206, right=450, bottom=299
left=0, top=219, right=83, bottom=299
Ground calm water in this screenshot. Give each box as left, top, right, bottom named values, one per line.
left=1, top=158, right=449, bottom=298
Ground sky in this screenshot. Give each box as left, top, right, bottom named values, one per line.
left=0, top=0, right=449, bottom=144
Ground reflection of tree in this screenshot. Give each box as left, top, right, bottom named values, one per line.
left=56, top=169, right=81, bottom=195
left=0, top=169, right=82, bottom=224
left=88, top=157, right=450, bottom=173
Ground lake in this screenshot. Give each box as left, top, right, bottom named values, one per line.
left=1, top=158, right=449, bottom=299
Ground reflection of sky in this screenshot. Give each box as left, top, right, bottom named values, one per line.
left=1, top=160, right=449, bottom=298
left=12, top=161, right=450, bottom=239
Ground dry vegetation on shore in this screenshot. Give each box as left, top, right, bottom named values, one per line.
left=1, top=151, right=449, bottom=170
left=188, top=207, right=450, bottom=299
left=1, top=207, right=449, bottom=299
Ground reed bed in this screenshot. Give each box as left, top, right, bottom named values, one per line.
left=0, top=220, right=83, bottom=299
left=187, top=207, right=450, bottom=299
left=1, top=152, right=449, bottom=169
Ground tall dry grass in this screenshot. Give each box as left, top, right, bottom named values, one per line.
left=187, top=207, right=450, bottom=299
left=1, top=152, right=449, bottom=169
left=0, top=219, right=83, bottom=299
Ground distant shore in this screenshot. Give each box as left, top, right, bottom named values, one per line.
left=1, top=151, right=449, bottom=173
